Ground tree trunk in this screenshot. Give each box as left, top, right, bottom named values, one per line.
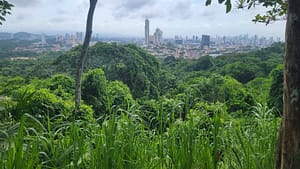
left=75, top=0, right=98, bottom=112
left=277, top=0, right=300, bottom=168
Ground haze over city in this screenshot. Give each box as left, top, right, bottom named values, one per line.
left=3, top=0, right=285, bottom=38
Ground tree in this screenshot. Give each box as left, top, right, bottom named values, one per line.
left=75, top=0, right=97, bottom=112
left=280, top=1, right=300, bottom=168
left=0, top=0, right=13, bottom=25
left=223, top=62, right=256, bottom=83
left=107, top=81, right=135, bottom=112
left=268, top=64, right=283, bottom=115
left=205, top=0, right=300, bottom=168
left=82, top=68, right=108, bottom=117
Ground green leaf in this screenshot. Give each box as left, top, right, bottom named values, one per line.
left=205, top=0, right=212, bottom=6
left=218, top=0, right=225, bottom=3
left=225, top=0, right=232, bottom=13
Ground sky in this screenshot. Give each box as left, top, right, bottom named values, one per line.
left=1, top=0, right=286, bottom=39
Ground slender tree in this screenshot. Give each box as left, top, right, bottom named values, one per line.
left=205, top=0, right=300, bottom=168
left=75, top=0, right=98, bottom=112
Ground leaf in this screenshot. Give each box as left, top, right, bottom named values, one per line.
left=206, top=0, right=212, bottom=6
left=225, top=0, right=232, bottom=13
left=218, top=0, right=225, bottom=3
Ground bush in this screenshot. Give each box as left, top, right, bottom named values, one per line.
left=10, top=86, right=72, bottom=120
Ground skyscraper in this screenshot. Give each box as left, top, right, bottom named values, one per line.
left=145, top=18, right=150, bottom=46
left=201, top=35, right=210, bottom=49
left=76, top=32, right=83, bottom=44
left=154, top=28, right=163, bottom=45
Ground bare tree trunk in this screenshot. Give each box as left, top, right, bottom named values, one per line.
left=75, top=0, right=98, bottom=112
left=276, top=0, right=300, bottom=168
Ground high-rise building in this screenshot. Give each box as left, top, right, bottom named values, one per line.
left=145, top=18, right=150, bottom=46
left=56, top=34, right=64, bottom=43
left=154, top=28, right=163, bottom=45
left=201, top=35, right=210, bottom=49
left=76, top=32, right=83, bottom=44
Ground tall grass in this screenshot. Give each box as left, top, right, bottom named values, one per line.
left=0, top=104, right=280, bottom=169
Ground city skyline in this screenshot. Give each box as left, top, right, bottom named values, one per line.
left=2, top=0, right=285, bottom=39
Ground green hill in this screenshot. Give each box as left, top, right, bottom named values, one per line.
left=54, top=42, right=160, bottom=99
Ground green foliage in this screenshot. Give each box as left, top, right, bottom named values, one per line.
left=44, top=74, right=75, bottom=99
left=206, top=0, right=287, bottom=24
left=246, top=77, right=272, bottom=104
left=157, top=69, right=177, bottom=96
left=7, top=87, right=36, bottom=120
left=0, top=39, right=38, bottom=59
left=186, top=55, right=214, bottom=72
left=55, top=42, right=160, bottom=99
left=191, top=101, right=227, bottom=118
left=223, top=62, right=256, bottom=84
left=181, top=74, right=254, bottom=115
left=81, top=68, right=137, bottom=120
left=0, top=76, right=26, bottom=96
left=9, top=86, right=72, bottom=120
left=0, top=106, right=280, bottom=169
left=138, top=97, right=184, bottom=130
left=0, top=96, right=13, bottom=121
left=267, top=64, right=283, bottom=114
left=0, top=0, right=13, bottom=25
left=0, top=50, right=60, bottom=79
left=82, top=68, right=108, bottom=117
left=251, top=103, right=275, bottom=120
left=29, top=88, right=71, bottom=117
left=107, top=81, right=136, bottom=112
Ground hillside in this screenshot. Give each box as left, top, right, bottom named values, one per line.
left=54, top=42, right=161, bottom=98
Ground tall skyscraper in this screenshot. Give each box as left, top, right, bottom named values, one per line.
left=154, top=28, right=163, bottom=45
left=76, top=32, right=83, bottom=44
left=201, top=35, right=210, bottom=49
left=145, top=18, right=150, bottom=46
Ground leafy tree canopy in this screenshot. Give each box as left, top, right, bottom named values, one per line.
left=55, top=43, right=160, bottom=99
left=206, top=0, right=287, bottom=24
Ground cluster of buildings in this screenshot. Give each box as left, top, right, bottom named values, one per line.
left=142, top=19, right=280, bottom=59
left=55, top=32, right=84, bottom=46
left=174, top=34, right=211, bottom=49
left=0, top=32, right=85, bottom=53
left=144, top=19, right=163, bottom=47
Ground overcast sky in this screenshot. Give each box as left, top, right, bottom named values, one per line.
left=1, top=0, right=285, bottom=39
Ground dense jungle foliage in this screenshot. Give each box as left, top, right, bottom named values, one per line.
left=0, top=42, right=283, bottom=168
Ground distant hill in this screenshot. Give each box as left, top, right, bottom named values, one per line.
left=13, top=32, right=41, bottom=40
left=0, top=32, right=12, bottom=40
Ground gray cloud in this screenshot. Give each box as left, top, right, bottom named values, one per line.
left=119, top=0, right=156, bottom=10
left=9, top=0, right=39, bottom=7
left=141, top=11, right=165, bottom=19
left=15, top=14, right=26, bottom=21
left=169, top=1, right=193, bottom=19
left=56, top=9, right=68, bottom=15
left=110, top=0, right=196, bottom=21
left=111, top=0, right=157, bottom=19
left=200, top=10, right=215, bottom=17
left=49, top=17, right=68, bottom=24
